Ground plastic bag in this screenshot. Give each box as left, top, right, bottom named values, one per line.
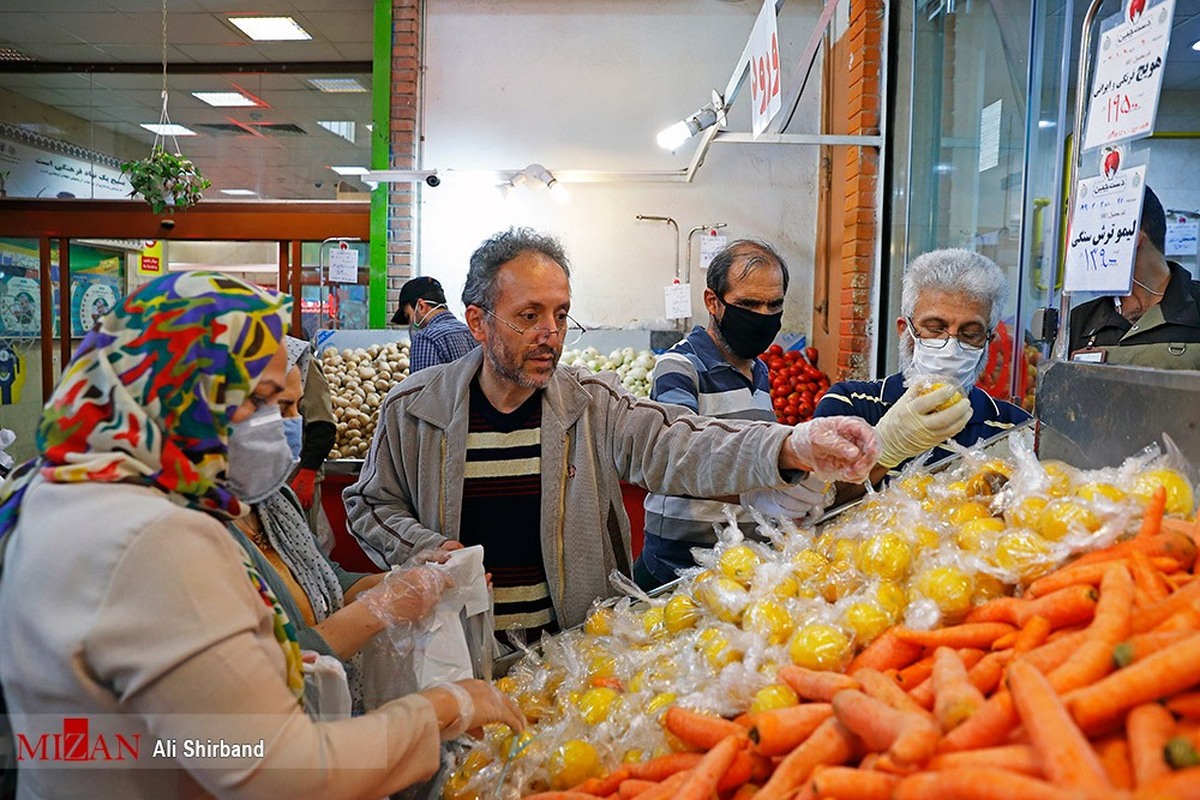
left=302, top=653, right=352, bottom=721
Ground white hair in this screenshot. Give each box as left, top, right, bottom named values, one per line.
left=899, top=249, right=1008, bottom=329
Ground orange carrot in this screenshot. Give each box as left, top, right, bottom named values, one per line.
left=747, top=702, right=833, bottom=757
left=1167, top=692, right=1200, bottom=720
left=932, top=647, right=986, bottom=732
left=894, top=767, right=1096, bottom=800
left=893, top=623, right=1016, bottom=650
left=674, top=734, right=743, bottom=800
left=927, top=744, right=1040, bottom=776
left=573, top=767, right=632, bottom=796
left=857, top=667, right=935, bottom=718
left=777, top=664, right=859, bottom=702
left=1131, top=766, right=1200, bottom=799
left=969, top=585, right=1099, bottom=629
left=729, top=784, right=759, bottom=800
left=1042, top=565, right=1134, bottom=694
left=990, top=630, right=1019, bottom=650
left=848, top=630, right=926, bottom=674
left=1070, top=530, right=1197, bottom=571
left=617, top=779, right=657, bottom=799
left=1006, top=659, right=1111, bottom=791
left=832, top=689, right=940, bottom=766
left=1094, top=734, right=1134, bottom=790
left=965, top=597, right=1024, bottom=624
left=714, top=748, right=755, bottom=793
left=1028, top=560, right=1124, bottom=597
left=1113, top=630, right=1195, bottom=668
left=966, top=649, right=1013, bottom=696
left=937, top=691, right=1017, bottom=754
left=662, top=707, right=745, bottom=751
left=522, top=792, right=606, bottom=800
left=627, top=752, right=703, bottom=782
left=1013, top=615, right=1053, bottom=653
left=755, top=717, right=858, bottom=800
left=1127, top=702, right=1176, bottom=787
left=895, top=657, right=935, bottom=690
left=909, top=649, right=988, bottom=709
left=625, top=770, right=690, bottom=800
left=1131, top=577, right=1200, bottom=634
left=1133, top=551, right=1171, bottom=602
left=1067, top=633, right=1200, bottom=733
left=809, top=765, right=899, bottom=800
left=1137, top=485, right=1168, bottom=539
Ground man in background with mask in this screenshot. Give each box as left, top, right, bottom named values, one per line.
left=633, top=239, right=828, bottom=590
left=392, top=275, right=479, bottom=374
left=813, top=248, right=1030, bottom=484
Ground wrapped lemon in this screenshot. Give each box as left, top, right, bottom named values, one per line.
left=718, top=544, right=762, bottom=586
left=1132, top=467, right=1195, bottom=516
left=548, top=740, right=601, bottom=790
left=663, top=594, right=701, bottom=634
left=750, top=683, right=800, bottom=714
left=788, top=623, right=851, bottom=671
left=915, top=566, right=974, bottom=621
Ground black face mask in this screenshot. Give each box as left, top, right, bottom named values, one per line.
left=717, top=300, right=782, bottom=359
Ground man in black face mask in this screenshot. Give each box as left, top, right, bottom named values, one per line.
left=634, top=239, right=830, bottom=590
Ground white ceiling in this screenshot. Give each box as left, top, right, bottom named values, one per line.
left=0, top=0, right=374, bottom=200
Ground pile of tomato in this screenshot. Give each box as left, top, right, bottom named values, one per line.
left=762, top=344, right=831, bottom=425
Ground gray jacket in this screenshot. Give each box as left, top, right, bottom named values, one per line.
left=343, top=347, right=794, bottom=628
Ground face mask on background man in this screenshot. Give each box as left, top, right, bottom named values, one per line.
left=717, top=300, right=783, bottom=360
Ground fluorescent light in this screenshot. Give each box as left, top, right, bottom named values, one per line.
left=140, top=123, right=196, bottom=136
left=317, top=120, right=356, bottom=143
left=1038, top=119, right=1055, bottom=129
left=330, top=166, right=369, bottom=176
left=220, top=188, right=257, bottom=196
left=228, top=16, right=311, bottom=42
left=308, top=77, right=367, bottom=93
left=1192, top=39, right=1200, bottom=51
left=192, top=91, right=259, bottom=108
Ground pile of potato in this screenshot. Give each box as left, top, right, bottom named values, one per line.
left=319, top=341, right=410, bottom=459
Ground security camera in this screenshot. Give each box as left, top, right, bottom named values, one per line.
left=314, top=180, right=324, bottom=189
left=425, top=174, right=441, bottom=188
left=160, top=218, right=176, bottom=230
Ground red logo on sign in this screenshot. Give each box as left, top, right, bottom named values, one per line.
left=15, top=717, right=140, bottom=762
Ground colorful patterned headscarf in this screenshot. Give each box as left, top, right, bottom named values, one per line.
left=0, top=270, right=304, bottom=699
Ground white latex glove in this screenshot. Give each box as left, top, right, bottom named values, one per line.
left=876, top=382, right=972, bottom=468
left=741, top=473, right=830, bottom=522
left=358, top=564, right=454, bottom=627
left=786, top=416, right=881, bottom=484
left=427, top=679, right=526, bottom=740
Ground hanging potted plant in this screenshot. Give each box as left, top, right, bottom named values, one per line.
left=121, top=147, right=210, bottom=214
left=121, top=0, right=210, bottom=215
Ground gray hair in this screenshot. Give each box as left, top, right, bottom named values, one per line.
left=900, top=249, right=1008, bottom=329
left=706, top=239, right=790, bottom=297
left=461, top=227, right=571, bottom=309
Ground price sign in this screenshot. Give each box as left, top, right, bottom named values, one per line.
left=699, top=234, right=727, bottom=270
left=1064, top=164, right=1146, bottom=293
left=1165, top=219, right=1199, bottom=257
left=1082, top=0, right=1174, bottom=152
left=328, top=245, right=359, bottom=284
left=664, top=283, right=692, bottom=320
left=748, top=0, right=783, bottom=138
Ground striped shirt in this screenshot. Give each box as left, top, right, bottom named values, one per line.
left=639, top=326, right=776, bottom=586
left=812, top=373, right=1031, bottom=471
left=459, top=377, right=557, bottom=640
left=409, top=311, right=479, bottom=374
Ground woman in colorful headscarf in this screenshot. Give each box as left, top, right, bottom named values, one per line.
left=0, top=272, right=522, bottom=800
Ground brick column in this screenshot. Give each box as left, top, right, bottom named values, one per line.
left=385, top=0, right=421, bottom=313
left=836, top=0, right=884, bottom=380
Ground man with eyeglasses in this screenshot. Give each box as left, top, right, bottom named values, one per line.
left=813, top=248, right=1030, bottom=482
left=634, top=239, right=830, bottom=590
left=345, top=227, right=882, bottom=647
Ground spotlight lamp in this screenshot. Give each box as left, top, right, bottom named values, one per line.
left=656, top=93, right=725, bottom=152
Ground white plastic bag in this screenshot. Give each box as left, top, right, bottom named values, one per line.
left=302, top=653, right=352, bottom=721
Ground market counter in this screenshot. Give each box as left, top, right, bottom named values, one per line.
left=319, top=460, right=649, bottom=573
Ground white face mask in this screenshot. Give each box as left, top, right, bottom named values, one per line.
left=905, top=327, right=985, bottom=390
left=226, top=406, right=295, bottom=505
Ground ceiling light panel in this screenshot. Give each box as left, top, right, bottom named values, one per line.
left=308, top=78, right=367, bottom=93
left=228, top=16, right=312, bottom=42
left=317, top=120, right=356, bottom=143
left=330, top=166, right=368, bottom=176
left=192, top=91, right=260, bottom=108
left=140, top=123, right=197, bottom=136
left=220, top=189, right=258, bottom=196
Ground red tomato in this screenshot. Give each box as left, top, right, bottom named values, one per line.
left=768, top=344, right=784, bottom=356
left=784, top=414, right=798, bottom=426
left=805, top=346, right=819, bottom=366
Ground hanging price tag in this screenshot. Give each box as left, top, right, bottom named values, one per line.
left=328, top=246, right=360, bottom=284
left=699, top=234, right=727, bottom=270
left=1064, top=164, right=1146, bottom=293
left=747, top=0, right=783, bottom=138
left=664, top=283, right=692, bottom=320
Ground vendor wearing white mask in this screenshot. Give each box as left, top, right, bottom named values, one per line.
left=813, top=248, right=1030, bottom=484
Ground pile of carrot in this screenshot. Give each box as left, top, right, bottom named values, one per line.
left=519, top=488, right=1200, bottom=799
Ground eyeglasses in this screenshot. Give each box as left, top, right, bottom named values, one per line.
left=906, top=317, right=993, bottom=352
left=479, top=306, right=588, bottom=347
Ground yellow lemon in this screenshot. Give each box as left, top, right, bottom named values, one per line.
left=972, top=572, right=1009, bottom=604
left=792, top=548, right=828, bottom=580
left=1075, top=482, right=1126, bottom=504
left=664, top=594, right=702, bottom=634
left=966, top=466, right=1012, bottom=497
left=910, top=524, right=942, bottom=551
left=743, top=599, right=795, bottom=645
left=696, top=575, right=749, bottom=623
left=623, top=749, right=646, bottom=764
left=993, top=529, right=1054, bottom=580
left=1037, top=498, right=1100, bottom=542
left=773, top=573, right=801, bottom=599
left=921, top=380, right=965, bottom=411
left=788, top=624, right=851, bottom=671
left=645, top=691, right=677, bottom=717
left=584, top=607, right=614, bottom=636
left=954, top=516, right=1007, bottom=552
left=700, top=633, right=743, bottom=669
left=576, top=686, right=621, bottom=725
left=588, top=654, right=616, bottom=680
left=494, top=676, right=517, bottom=695
left=843, top=601, right=893, bottom=644
left=945, top=479, right=970, bottom=496
left=719, top=544, right=763, bottom=586
left=444, top=749, right=491, bottom=800
left=1132, top=468, right=1195, bottom=517
left=915, top=566, right=975, bottom=621
left=948, top=500, right=993, bottom=526
left=1005, top=495, right=1049, bottom=529
left=855, top=533, right=914, bottom=581
left=750, top=684, right=800, bottom=714
left=876, top=581, right=908, bottom=618
left=1041, top=460, right=1077, bottom=497
left=898, top=472, right=934, bottom=500
left=641, top=605, right=665, bottom=636
left=548, top=740, right=602, bottom=790
left=831, top=538, right=858, bottom=564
